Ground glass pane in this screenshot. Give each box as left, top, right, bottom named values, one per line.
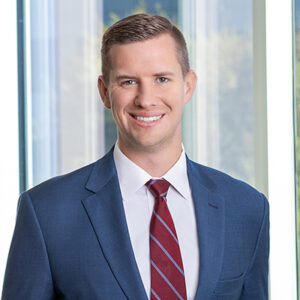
left=25, top=0, right=260, bottom=193
left=181, top=0, right=254, bottom=185
left=27, top=0, right=105, bottom=186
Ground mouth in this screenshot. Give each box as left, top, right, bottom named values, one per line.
left=130, top=114, right=164, bottom=123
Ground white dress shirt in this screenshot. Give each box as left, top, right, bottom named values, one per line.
left=113, top=143, right=200, bottom=299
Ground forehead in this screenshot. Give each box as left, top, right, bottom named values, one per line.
left=108, top=34, right=181, bottom=75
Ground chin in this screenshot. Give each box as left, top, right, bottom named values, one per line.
left=132, top=139, right=164, bottom=151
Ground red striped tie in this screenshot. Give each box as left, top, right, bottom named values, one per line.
left=146, top=179, right=187, bottom=300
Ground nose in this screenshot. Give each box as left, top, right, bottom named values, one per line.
left=134, top=81, right=156, bottom=108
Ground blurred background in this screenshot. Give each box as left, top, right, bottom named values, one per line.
left=0, top=0, right=299, bottom=298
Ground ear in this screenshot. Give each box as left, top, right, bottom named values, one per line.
left=98, top=76, right=111, bottom=109
left=183, top=70, right=197, bottom=104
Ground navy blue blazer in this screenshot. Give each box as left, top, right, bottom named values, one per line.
left=2, top=148, right=269, bottom=299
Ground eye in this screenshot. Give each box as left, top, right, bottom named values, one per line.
left=122, top=79, right=136, bottom=86
left=156, top=77, right=168, bottom=83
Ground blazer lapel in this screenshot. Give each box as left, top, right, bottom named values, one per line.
left=187, top=158, right=225, bottom=298
left=82, top=150, right=148, bottom=300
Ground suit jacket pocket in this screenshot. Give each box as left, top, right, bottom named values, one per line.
left=213, top=273, right=244, bottom=296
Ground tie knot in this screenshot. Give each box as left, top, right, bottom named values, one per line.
left=146, top=179, right=170, bottom=199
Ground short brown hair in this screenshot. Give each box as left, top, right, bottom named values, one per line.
left=101, top=13, right=190, bottom=83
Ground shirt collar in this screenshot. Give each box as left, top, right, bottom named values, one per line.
left=113, top=143, right=151, bottom=197
left=163, top=150, right=190, bottom=200
left=113, top=142, right=190, bottom=200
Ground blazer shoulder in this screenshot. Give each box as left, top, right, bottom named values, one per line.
left=187, top=158, right=268, bottom=214
left=23, top=149, right=116, bottom=208
left=26, top=161, right=94, bottom=197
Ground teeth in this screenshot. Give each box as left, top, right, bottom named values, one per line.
left=135, top=115, right=162, bottom=123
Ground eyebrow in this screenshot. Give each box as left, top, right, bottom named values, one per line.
left=115, top=74, right=138, bottom=81
left=153, top=72, right=175, bottom=77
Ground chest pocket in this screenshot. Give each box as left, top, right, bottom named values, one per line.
left=213, top=273, right=244, bottom=299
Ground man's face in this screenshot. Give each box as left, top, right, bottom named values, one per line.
left=98, top=33, right=196, bottom=154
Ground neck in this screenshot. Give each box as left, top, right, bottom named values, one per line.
left=118, top=141, right=183, bottom=177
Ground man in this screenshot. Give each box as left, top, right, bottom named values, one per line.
left=2, top=14, right=269, bottom=300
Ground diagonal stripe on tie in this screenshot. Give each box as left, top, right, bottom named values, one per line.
left=151, top=260, right=185, bottom=300
left=151, top=211, right=183, bottom=268
left=146, top=178, right=187, bottom=300
left=153, top=210, right=179, bottom=244
left=150, top=233, right=185, bottom=276
left=151, top=262, right=183, bottom=300
left=151, top=288, right=161, bottom=300
left=150, top=240, right=186, bottom=294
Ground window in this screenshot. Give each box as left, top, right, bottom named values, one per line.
left=24, top=0, right=260, bottom=191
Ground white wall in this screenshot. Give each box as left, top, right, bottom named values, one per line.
left=265, top=0, right=298, bottom=298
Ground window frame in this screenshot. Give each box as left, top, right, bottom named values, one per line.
left=263, top=0, right=298, bottom=298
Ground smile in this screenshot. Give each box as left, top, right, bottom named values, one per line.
left=132, top=115, right=163, bottom=123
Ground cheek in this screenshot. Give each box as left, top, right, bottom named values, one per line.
left=110, top=89, right=134, bottom=109
left=109, top=91, right=133, bottom=123
left=109, top=91, right=124, bottom=112
left=166, top=88, right=185, bottom=107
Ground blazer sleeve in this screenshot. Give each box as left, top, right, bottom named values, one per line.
left=240, top=194, right=270, bottom=300
left=2, top=192, right=54, bottom=300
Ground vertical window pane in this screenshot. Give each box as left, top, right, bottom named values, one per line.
left=26, top=0, right=105, bottom=186
left=181, top=0, right=255, bottom=185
